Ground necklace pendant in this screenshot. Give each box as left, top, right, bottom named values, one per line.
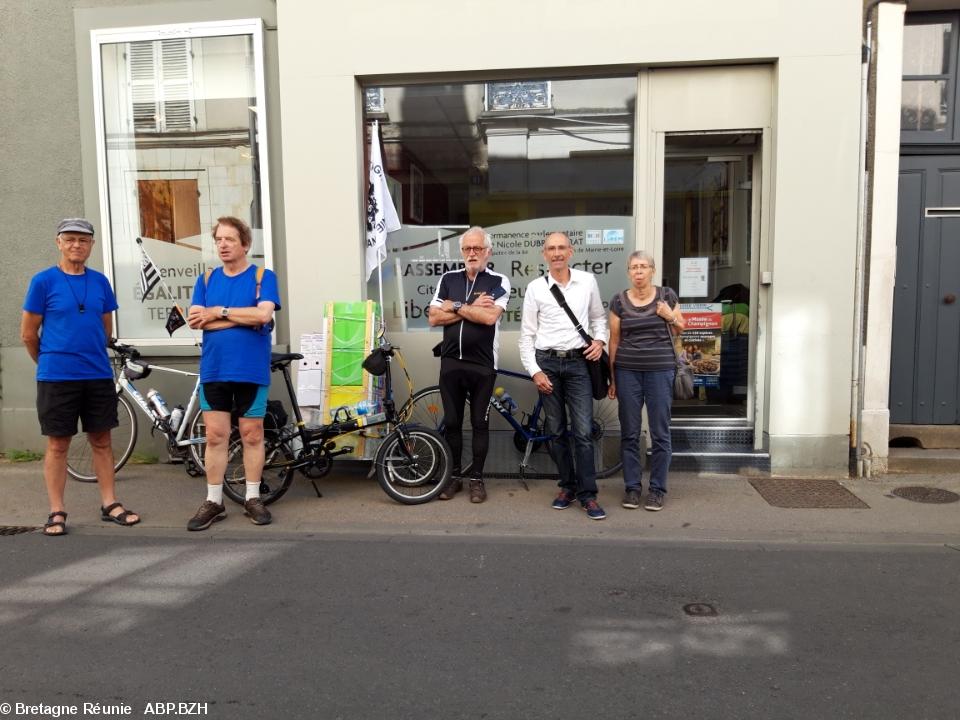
left=78, top=304, right=85, bottom=313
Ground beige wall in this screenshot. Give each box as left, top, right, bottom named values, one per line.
left=277, top=0, right=863, bottom=472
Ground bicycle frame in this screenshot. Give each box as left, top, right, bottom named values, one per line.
left=117, top=362, right=205, bottom=450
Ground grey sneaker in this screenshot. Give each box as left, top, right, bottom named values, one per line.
left=243, top=497, right=272, bottom=525
left=622, top=489, right=641, bottom=509
left=644, top=490, right=665, bottom=512
left=187, top=500, right=226, bottom=531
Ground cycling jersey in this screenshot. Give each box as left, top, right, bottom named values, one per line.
left=430, top=268, right=510, bottom=369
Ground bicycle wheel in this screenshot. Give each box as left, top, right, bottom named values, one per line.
left=187, top=409, right=207, bottom=472
left=375, top=426, right=452, bottom=504
left=592, top=395, right=622, bottom=478
left=402, top=386, right=444, bottom=429
left=67, top=394, right=137, bottom=482
left=220, top=435, right=295, bottom=506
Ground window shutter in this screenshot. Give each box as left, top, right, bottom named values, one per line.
left=159, top=39, right=194, bottom=131
left=128, top=41, right=157, bottom=132
left=126, top=39, right=194, bottom=132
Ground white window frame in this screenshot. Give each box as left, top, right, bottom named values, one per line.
left=91, top=19, right=273, bottom=347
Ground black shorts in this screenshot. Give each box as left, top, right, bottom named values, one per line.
left=37, top=380, right=119, bottom=437
left=199, top=382, right=269, bottom=418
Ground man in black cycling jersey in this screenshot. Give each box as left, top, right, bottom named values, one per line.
left=429, top=227, right=510, bottom=503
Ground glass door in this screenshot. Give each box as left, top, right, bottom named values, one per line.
left=660, top=132, right=760, bottom=419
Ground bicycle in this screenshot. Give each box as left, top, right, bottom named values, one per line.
left=403, top=366, right=623, bottom=482
left=67, top=340, right=207, bottom=482
left=197, top=342, right=453, bottom=506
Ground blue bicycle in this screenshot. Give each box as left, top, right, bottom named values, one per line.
left=403, top=367, right=622, bottom=481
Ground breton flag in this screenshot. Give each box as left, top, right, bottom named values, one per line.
left=137, top=238, right=161, bottom=301
left=365, top=120, right=401, bottom=281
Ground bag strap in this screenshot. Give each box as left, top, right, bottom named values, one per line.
left=548, top=281, right=594, bottom=346
left=657, top=287, right=683, bottom=363
left=204, top=265, right=266, bottom=301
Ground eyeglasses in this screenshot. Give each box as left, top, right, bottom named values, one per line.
left=461, top=245, right=486, bottom=255
left=629, top=264, right=653, bottom=270
left=60, top=237, right=92, bottom=246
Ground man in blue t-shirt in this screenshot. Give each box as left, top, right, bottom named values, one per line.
left=21, top=218, right=141, bottom=536
left=186, top=216, right=281, bottom=531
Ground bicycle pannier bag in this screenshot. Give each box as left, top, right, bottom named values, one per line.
left=362, top=348, right=389, bottom=376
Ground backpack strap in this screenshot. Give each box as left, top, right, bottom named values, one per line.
left=203, top=266, right=266, bottom=302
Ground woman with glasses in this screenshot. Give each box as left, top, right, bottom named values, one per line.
left=607, top=251, right=684, bottom=512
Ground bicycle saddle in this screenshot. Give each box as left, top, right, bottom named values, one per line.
left=270, top=352, right=303, bottom=369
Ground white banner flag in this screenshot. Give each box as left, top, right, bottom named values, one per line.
left=365, top=120, right=401, bottom=281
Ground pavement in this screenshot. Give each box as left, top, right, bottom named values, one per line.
left=2, top=459, right=957, bottom=546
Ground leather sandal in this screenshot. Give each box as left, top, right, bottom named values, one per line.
left=43, top=511, right=68, bottom=537
left=100, top=502, right=141, bottom=527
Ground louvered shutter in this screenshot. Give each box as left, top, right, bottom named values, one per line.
left=159, top=39, right=194, bottom=131
left=126, top=39, right=194, bottom=132
left=128, top=41, right=157, bottom=132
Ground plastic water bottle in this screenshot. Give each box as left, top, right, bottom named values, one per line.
left=168, top=405, right=185, bottom=432
left=146, top=389, right=171, bottom=418
left=329, top=400, right=375, bottom=421
left=493, top=387, right=518, bottom=414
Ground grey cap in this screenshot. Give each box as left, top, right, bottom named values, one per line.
left=57, top=218, right=94, bottom=235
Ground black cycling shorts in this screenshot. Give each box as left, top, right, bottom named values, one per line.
left=37, top=379, right=118, bottom=437
left=199, top=382, right=269, bottom=418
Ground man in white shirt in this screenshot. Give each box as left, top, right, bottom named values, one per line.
left=519, top=232, right=609, bottom=520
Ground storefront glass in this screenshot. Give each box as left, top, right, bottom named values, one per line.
left=93, top=22, right=271, bottom=343
left=362, top=77, right=636, bottom=329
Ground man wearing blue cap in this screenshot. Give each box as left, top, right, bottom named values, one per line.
left=21, top=218, right=141, bottom=536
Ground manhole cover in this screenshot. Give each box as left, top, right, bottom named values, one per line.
left=0, top=526, right=39, bottom=536
left=891, top=486, right=960, bottom=504
left=749, top=478, right=869, bottom=509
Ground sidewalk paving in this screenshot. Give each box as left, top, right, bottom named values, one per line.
left=1, top=460, right=957, bottom=546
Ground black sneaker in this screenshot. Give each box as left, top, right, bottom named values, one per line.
left=187, top=500, right=226, bottom=531
left=581, top=499, right=607, bottom=520
left=551, top=490, right=576, bottom=510
left=439, top=476, right=463, bottom=501
left=622, top=489, right=641, bottom=509
left=244, top=497, right=272, bottom=525
left=644, top=490, right=665, bottom=512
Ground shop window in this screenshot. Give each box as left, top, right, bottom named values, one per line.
left=362, top=76, right=635, bottom=331
left=93, top=20, right=273, bottom=344
left=902, top=13, right=959, bottom=142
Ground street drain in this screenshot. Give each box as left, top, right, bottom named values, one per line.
left=0, top=526, right=39, bottom=536
left=749, top=478, right=869, bottom=509
left=683, top=603, right=718, bottom=617
left=891, top=486, right=960, bottom=504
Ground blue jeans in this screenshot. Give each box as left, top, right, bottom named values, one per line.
left=536, top=351, right=597, bottom=502
left=616, top=367, right=673, bottom=494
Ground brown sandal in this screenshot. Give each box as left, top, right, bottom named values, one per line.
left=101, top=502, right=140, bottom=526
left=43, top=511, right=68, bottom=537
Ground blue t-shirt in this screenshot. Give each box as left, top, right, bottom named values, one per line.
left=192, top=265, right=281, bottom=386
left=23, top=266, right=119, bottom=381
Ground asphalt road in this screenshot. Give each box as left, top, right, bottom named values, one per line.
left=0, top=531, right=957, bottom=720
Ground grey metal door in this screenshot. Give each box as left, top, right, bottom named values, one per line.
left=890, top=155, right=960, bottom=424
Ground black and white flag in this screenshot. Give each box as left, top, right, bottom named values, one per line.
left=138, top=241, right=160, bottom=301
left=165, top=304, right=187, bottom=336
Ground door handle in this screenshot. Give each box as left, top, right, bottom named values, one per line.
left=945, top=294, right=957, bottom=305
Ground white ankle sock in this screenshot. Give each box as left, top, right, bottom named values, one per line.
left=245, top=482, right=260, bottom=501
left=206, top=484, right=223, bottom=505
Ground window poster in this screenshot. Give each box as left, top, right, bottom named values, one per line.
left=679, top=257, right=709, bottom=298
left=676, top=303, right=722, bottom=387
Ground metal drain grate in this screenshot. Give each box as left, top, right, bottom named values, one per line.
left=0, top=526, right=39, bottom=536
left=749, top=478, right=869, bottom=509
left=891, top=486, right=960, bottom=504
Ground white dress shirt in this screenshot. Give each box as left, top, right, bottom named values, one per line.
left=519, top=268, right=609, bottom=377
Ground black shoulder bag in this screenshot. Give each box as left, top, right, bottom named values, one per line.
left=548, top=283, right=610, bottom=400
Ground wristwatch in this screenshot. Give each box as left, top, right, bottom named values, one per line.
left=452, top=302, right=463, bottom=314
left=220, top=307, right=230, bottom=318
